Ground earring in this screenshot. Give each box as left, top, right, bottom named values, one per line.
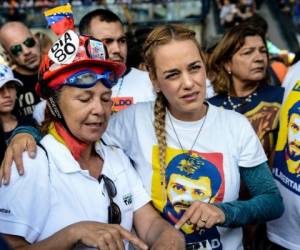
left=155, top=88, right=161, bottom=93
left=228, top=70, right=231, bottom=75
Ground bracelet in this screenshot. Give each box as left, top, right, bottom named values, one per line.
left=7, top=126, right=42, bottom=145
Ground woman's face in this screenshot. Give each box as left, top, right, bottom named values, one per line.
left=226, top=35, right=268, bottom=86
left=0, top=82, right=17, bottom=114
left=152, top=39, right=207, bottom=121
left=58, top=81, right=112, bottom=144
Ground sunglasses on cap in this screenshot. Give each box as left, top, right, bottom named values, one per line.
left=98, top=174, right=121, bottom=224
left=10, top=37, right=36, bottom=56
left=63, top=69, right=118, bottom=89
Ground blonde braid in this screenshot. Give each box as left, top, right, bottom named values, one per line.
left=154, top=92, right=167, bottom=187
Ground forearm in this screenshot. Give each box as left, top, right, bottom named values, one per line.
left=214, top=162, right=284, bottom=227
left=145, top=215, right=185, bottom=247
left=4, top=225, right=77, bottom=250
left=7, top=126, right=42, bottom=144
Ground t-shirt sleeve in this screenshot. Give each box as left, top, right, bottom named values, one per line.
left=0, top=147, right=50, bottom=243
left=237, top=115, right=268, bottom=167
left=105, top=105, right=137, bottom=155
left=125, top=156, right=151, bottom=211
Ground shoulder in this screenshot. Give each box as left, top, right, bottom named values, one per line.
left=111, top=102, right=154, bottom=121
left=209, top=103, right=250, bottom=128
left=207, top=94, right=227, bottom=106
left=7, top=145, right=49, bottom=188
left=127, top=67, right=150, bottom=78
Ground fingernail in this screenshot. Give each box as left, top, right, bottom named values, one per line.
left=19, top=170, right=24, bottom=175
left=3, top=179, right=8, bottom=185
left=174, top=224, right=180, bottom=230
left=29, top=152, right=36, bottom=157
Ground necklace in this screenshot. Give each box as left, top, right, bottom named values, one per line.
left=223, top=90, right=257, bottom=111
left=167, top=107, right=207, bottom=164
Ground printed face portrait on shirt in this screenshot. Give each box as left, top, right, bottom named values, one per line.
left=286, top=100, right=300, bottom=176
left=163, top=153, right=222, bottom=234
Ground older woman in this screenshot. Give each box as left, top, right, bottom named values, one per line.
left=208, top=23, right=284, bottom=161
left=0, top=31, right=184, bottom=250
left=0, top=25, right=284, bottom=250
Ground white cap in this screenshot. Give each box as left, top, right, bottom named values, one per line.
left=0, top=64, right=23, bottom=88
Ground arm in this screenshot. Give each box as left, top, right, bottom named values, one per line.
left=214, top=161, right=284, bottom=227
left=3, top=221, right=149, bottom=250
left=0, top=126, right=39, bottom=185
left=134, top=203, right=185, bottom=250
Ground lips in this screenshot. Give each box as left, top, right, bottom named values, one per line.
left=25, top=55, right=38, bottom=64
left=181, top=92, right=199, bottom=101
left=85, top=122, right=103, bottom=129
left=1, top=100, right=13, bottom=106
left=251, top=67, right=265, bottom=72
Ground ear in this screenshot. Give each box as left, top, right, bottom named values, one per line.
left=224, top=61, right=232, bottom=75
left=149, top=71, right=161, bottom=93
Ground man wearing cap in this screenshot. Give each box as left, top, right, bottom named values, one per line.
left=0, top=21, right=41, bottom=118
left=79, top=8, right=156, bottom=112
left=0, top=64, right=36, bottom=144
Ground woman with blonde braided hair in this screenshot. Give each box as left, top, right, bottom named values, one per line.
left=1, top=24, right=284, bottom=250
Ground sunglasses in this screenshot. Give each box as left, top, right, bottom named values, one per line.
left=64, top=70, right=118, bottom=89
left=10, top=37, right=36, bottom=56
left=98, top=174, right=121, bottom=224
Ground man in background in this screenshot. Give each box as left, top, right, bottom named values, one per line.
left=79, top=8, right=156, bottom=112
left=0, top=21, right=41, bottom=118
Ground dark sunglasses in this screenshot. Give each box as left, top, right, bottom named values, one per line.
left=98, top=174, right=121, bottom=224
left=10, top=37, right=36, bottom=56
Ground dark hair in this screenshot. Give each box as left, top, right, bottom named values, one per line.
left=79, top=8, right=123, bottom=36
left=241, top=13, right=268, bottom=38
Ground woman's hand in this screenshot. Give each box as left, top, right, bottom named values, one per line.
left=70, top=221, right=149, bottom=250
left=175, top=201, right=225, bottom=230
left=0, top=133, right=37, bottom=185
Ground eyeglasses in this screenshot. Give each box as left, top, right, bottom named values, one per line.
left=98, top=174, right=121, bottom=224
left=10, top=37, right=36, bottom=56
left=64, top=70, right=118, bottom=89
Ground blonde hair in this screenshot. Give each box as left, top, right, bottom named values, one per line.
left=143, top=24, right=206, bottom=179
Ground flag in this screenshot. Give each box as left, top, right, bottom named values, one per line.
left=44, top=3, right=74, bottom=36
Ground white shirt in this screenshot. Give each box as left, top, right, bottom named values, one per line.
left=267, top=61, right=300, bottom=250
left=0, top=135, right=150, bottom=249
left=111, top=67, right=156, bottom=112
left=105, top=102, right=267, bottom=249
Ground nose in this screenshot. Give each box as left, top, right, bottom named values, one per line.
left=21, top=44, right=31, bottom=55
left=110, top=41, right=121, bottom=55
left=254, top=49, right=265, bottom=61
left=182, top=72, right=194, bottom=89
left=1, top=87, right=11, bottom=97
left=92, top=99, right=105, bottom=116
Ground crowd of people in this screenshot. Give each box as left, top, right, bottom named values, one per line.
left=0, top=2, right=299, bottom=250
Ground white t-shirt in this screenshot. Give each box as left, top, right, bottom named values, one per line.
left=105, top=102, right=267, bottom=250
left=111, top=67, right=156, bottom=112
left=267, top=61, right=300, bottom=250
left=0, top=135, right=150, bottom=249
